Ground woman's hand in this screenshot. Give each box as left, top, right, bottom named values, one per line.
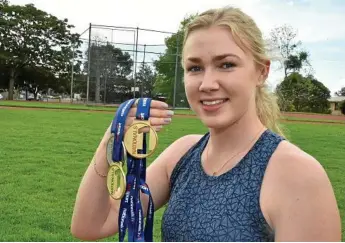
left=124, top=99, right=174, bottom=132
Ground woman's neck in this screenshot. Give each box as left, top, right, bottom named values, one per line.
left=207, top=111, right=266, bottom=159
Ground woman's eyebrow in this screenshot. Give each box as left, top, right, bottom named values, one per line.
left=186, top=53, right=241, bottom=63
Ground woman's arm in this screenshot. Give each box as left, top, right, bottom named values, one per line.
left=70, top=124, right=116, bottom=240
left=70, top=101, right=202, bottom=240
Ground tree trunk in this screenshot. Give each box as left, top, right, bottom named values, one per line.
left=8, top=68, right=15, bottom=100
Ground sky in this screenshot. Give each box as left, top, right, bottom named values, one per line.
left=8, top=0, right=345, bottom=95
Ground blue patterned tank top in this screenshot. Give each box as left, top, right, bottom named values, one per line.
left=161, top=129, right=284, bottom=242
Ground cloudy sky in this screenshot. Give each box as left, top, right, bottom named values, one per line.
left=9, top=0, right=345, bottom=95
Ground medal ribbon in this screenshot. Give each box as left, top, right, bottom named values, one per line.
left=111, top=99, right=136, bottom=162
left=133, top=98, right=154, bottom=242
left=114, top=98, right=155, bottom=242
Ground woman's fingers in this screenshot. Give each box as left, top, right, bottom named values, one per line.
left=132, top=99, right=169, bottom=109
left=124, top=117, right=172, bottom=128
left=123, top=99, right=173, bottom=132
left=127, top=107, right=174, bottom=118
left=149, top=117, right=172, bottom=126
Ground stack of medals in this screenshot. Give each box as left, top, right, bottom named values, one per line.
left=106, top=98, right=157, bottom=242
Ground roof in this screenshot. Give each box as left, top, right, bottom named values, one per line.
left=328, top=96, right=345, bottom=102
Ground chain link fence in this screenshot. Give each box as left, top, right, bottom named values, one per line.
left=71, top=24, right=187, bottom=108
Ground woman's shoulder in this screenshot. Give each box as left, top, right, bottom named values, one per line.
left=266, top=139, right=333, bottom=197
left=163, top=134, right=206, bottom=178
left=262, top=139, right=341, bottom=240
left=165, top=134, right=206, bottom=156
left=269, top=139, right=328, bottom=183
left=261, top=130, right=324, bottom=175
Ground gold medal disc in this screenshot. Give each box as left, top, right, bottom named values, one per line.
left=123, top=121, right=158, bottom=159
left=106, top=135, right=127, bottom=166
left=107, top=163, right=126, bottom=200
left=106, top=134, right=115, bottom=165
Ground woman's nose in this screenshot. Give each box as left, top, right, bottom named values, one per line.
left=199, top=69, right=220, bottom=92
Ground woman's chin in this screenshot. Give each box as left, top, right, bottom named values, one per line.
left=199, top=115, right=234, bottom=130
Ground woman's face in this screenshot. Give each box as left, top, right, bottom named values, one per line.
left=182, top=25, right=268, bottom=130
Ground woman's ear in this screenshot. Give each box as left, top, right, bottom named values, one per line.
left=262, top=60, right=271, bottom=80
left=257, top=60, right=270, bottom=86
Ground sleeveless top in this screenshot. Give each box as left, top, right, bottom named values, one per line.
left=161, top=129, right=284, bottom=242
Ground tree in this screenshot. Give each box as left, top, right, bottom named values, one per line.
left=285, top=51, right=310, bottom=73
left=16, top=66, right=54, bottom=99
left=0, top=2, right=81, bottom=100
left=83, top=40, right=133, bottom=103
left=0, top=61, right=9, bottom=89
left=153, top=14, right=197, bottom=107
left=276, top=72, right=310, bottom=112
left=0, top=0, right=8, bottom=7
left=136, top=63, right=156, bottom=98
left=335, top=87, right=345, bottom=96
left=15, top=64, right=77, bottom=99
left=307, top=76, right=331, bottom=113
left=269, top=24, right=312, bottom=78
left=276, top=72, right=331, bottom=113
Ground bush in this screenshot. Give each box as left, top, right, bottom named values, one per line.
left=340, top=101, right=345, bottom=115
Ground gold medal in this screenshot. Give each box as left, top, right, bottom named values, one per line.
left=107, top=163, right=126, bottom=200
left=106, top=134, right=115, bottom=165
left=106, top=135, right=127, bottom=167
left=123, top=120, right=158, bottom=159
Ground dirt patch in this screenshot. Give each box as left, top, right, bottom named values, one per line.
left=1, top=105, right=345, bottom=125
left=0, top=105, right=115, bottom=114
left=281, top=119, right=345, bottom=125
left=282, top=112, right=345, bottom=121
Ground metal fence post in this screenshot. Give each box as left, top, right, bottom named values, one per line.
left=86, top=23, right=92, bottom=104
left=173, top=36, right=180, bottom=109
left=70, top=46, right=74, bottom=103
left=133, top=27, right=139, bottom=98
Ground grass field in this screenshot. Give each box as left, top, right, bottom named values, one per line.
left=0, top=105, right=344, bottom=241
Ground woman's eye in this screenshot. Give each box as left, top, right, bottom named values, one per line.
left=187, top=66, right=202, bottom=72
left=221, top=62, right=235, bottom=69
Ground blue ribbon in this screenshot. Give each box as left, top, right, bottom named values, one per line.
left=113, top=98, right=155, bottom=242
left=111, top=99, right=136, bottom=162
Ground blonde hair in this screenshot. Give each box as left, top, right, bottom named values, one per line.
left=182, top=6, right=285, bottom=137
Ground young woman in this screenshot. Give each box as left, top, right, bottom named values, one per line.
left=71, top=7, right=341, bottom=242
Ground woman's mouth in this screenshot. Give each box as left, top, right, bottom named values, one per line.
left=200, top=98, right=229, bottom=111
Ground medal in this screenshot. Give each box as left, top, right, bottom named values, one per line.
left=106, top=99, right=137, bottom=202
left=106, top=135, right=127, bottom=200
left=123, top=120, right=158, bottom=159
left=106, top=134, right=115, bottom=165
left=107, top=163, right=126, bottom=200
left=106, top=134, right=127, bottom=166
left=114, top=97, right=156, bottom=242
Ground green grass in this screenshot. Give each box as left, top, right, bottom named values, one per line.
left=0, top=108, right=344, bottom=241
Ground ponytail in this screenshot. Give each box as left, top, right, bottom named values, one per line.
left=256, top=85, right=286, bottom=138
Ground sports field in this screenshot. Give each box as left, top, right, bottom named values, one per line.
left=0, top=102, right=344, bottom=241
